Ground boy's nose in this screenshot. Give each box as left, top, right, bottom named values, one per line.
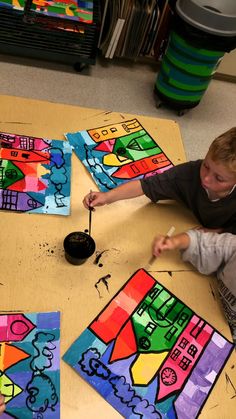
left=203, top=174, right=212, bottom=185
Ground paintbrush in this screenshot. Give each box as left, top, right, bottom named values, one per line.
left=88, top=189, right=93, bottom=236
left=145, top=226, right=176, bottom=270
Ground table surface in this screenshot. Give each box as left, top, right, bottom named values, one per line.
left=0, top=95, right=235, bottom=418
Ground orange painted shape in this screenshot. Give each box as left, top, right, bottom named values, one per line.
left=110, top=319, right=137, bottom=363
left=0, top=342, right=30, bottom=371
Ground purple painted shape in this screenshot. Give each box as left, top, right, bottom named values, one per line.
left=174, top=331, right=233, bottom=418
left=0, top=190, right=43, bottom=212
left=37, top=312, right=60, bottom=330
left=1, top=413, right=16, bottom=419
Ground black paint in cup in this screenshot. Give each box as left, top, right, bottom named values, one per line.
left=63, top=231, right=96, bottom=265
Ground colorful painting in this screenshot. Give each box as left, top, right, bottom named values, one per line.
left=66, top=119, right=173, bottom=192
left=0, top=132, right=72, bottom=215
left=0, top=311, right=60, bottom=418
left=63, top=269, right=234, bottom=418
left=29, top=0, right=94, bottom=23
left=0, top=0, right=93, bottom=23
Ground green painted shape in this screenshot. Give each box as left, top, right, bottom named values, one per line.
left=171, top=31, right=224, bottom=58
left=168, top=76, right=210, bottom=92
left=113, top=130, right=161, bottom=160
left=0, top=160, right=24, bottom=189
left=166, top=50, right=221, bottom=77
left=162, top=60, right=211, bottom=91
left=156, top=82, right=203, bottom=102
left=132, top=284, right=193, bottom=353
left=0, top=371, right=23, bottom=403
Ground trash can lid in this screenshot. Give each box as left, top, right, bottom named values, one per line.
left=176, top=0, right=236, bottom=36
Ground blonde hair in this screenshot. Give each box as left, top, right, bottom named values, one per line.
left=208, top=127, right=236, bottom=173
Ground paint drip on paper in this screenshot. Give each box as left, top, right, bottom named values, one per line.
left=0, top=311, right=60, bottom=419
left=0, top=132, right=72, bottom=215
left=63, top=269, right=233, bottom=419
left=66, top=119, right=173, bottom=191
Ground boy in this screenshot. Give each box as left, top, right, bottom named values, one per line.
left=83, top=127, right=236, bottom=233
left=152, top=229, right=236, bottom=344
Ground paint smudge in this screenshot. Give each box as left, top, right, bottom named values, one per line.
left=209, top=283, right=216, bottom=300
left=94, top=250, right=108, bottom=266
left=225, top=372, right=236, bottom=398
left=156, top=269, right=194, bottom=274
left=36, top=242, right=61, bottom=259
left=94, top=274, right=111, bottom=298
left=93, top=248, right=121, bottom=268
left=209, top=404, right=219, bottom=410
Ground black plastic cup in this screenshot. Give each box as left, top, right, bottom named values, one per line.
left=63, top=231, right=96, bottom=265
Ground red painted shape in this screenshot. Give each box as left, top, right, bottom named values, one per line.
left=110, top=319, right=137, bottom=362
left=94, top=139, right=115, bottom=152
left=90, top=269, right=155, bottom=343
left=112, top=153, right=171, bottom=179
left=7, top=177, right=47, bottom=192
left=0, top=148, right=50, bottom=163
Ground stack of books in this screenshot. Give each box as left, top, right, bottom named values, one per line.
left=99, top=0, right=175, bottom=60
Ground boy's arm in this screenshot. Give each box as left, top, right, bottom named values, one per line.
left=83, top=180, right=143, bottom=209
left=182, top=230, right=236, bottom=275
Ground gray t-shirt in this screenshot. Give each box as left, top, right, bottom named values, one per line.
left=182, top=229, right=236, bottom=343
left=141, top=160, right=236, bottom=234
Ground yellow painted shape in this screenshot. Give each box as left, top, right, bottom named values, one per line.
left=88, top=119, right=142, bottom=142
left=0, top=372, right=23, bottom=403
left=0, top=344, right=5, bottom=371
left=131, top=351, right=169, bottom=385
left=103, top=153, right=132, bottom=167
left=37, top=163, right=50, bottom=178
left=12, top=0, right=21, bottom=7
left=66, top=5, right=74, bottom=16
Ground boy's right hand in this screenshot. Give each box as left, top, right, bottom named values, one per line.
left=83, top=191, right=108, bottom=210
left=0, top=394, right=5, bottom=415
left=152, top=235, right=177, bottom=257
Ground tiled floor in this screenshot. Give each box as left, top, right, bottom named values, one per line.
left=0, top=53, right=235, bottom=160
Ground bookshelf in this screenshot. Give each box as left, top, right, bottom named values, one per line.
left=0, top=0, right=101, bottom=71
left=98, top=0, right=176, bottom=61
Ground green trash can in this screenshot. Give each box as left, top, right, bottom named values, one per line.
left=155, top=0, right=236, bottom=113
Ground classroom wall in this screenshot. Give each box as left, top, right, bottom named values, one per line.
left=216, top=49, right=236, bottom=78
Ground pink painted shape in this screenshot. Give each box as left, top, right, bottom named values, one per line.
left=156, top=314, right=213, bottom=402
left=144, top=164, right=173, bottom=177
left=0, top=132, right=50, bottom=151
left=94, top=139, right=115, bottom=152
left=0, top=314, right=35, bottom=342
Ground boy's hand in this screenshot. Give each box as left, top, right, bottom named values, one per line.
left=152, top=233, right=190, bottom=257
left=83, top=191, right=108, bottom=210
left=152, top=235, right=177, bottom=257
left=0, top=394, right=5, bottom=415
